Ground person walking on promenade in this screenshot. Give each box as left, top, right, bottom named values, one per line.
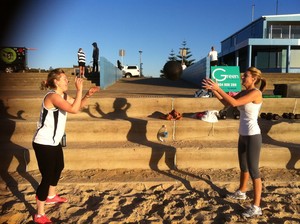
left=77, top=48, right=86, bottom=78
left=92, top=42, right=99, bottom=73
left=202, top=66, right=266, bottom=218
left=208, top=46, right=218, bottom=66
left=32, top=68, right=99, bottom=223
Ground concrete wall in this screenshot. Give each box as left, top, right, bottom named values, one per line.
left=181, top=57, right=210, bottom=87
left=100, top=57, right=123, bottom=89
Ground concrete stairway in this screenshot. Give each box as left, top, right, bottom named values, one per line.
left=262, top=73, right=300, bottom=91
left=0, top=72, right=300, bottom=172
left=0, top=70, right=96, bottom=91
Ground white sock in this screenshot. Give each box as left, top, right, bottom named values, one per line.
left=253, top=204, right=260, bottom=209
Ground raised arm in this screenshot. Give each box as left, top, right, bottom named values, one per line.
left=202, top=78, right=262, bottom=107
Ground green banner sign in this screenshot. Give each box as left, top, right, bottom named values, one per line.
left=211, top=66, right=241, bottom=92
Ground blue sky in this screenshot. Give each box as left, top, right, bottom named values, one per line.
left=1, top=0, right=300, bottom=77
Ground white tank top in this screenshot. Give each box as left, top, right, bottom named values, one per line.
left=33, top=91, right=67, bottom=146
left=237, top=101, right=262, bottom=136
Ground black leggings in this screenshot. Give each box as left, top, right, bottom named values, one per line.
left=238, top=134, right=262, bottom=179
left=32, top=142, right=64, bottom=201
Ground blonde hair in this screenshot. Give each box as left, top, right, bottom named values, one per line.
left=40, top=68, right=65, bottom=90
left=246, top=67, right=266, bottom=92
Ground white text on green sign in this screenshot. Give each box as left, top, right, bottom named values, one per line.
left=211, top=66, right=241, bottom=92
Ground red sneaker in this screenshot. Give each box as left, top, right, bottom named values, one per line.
left=45, top=194, right=68, bottom=205
left=34, top=214, right=52, bottom=224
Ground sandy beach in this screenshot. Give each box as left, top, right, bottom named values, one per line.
left=0, top=167, right=299, bottom=224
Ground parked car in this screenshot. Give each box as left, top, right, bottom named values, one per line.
left=122, top=65, right=140, bottom=78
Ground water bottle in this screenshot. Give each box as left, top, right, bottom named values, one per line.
left=288, top=113, right=295, bottom=119
left=61, top=133, right=66, bottom=147
left=157, top=125, right=168, bottom=142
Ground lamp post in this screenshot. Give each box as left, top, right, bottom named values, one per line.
left=139, top=50, right=143, bottom=76
left=252, top=4, right=255, bottom=21
left=119, top=49, right=125, bottom=66
left=180, top=48, right=187, bottom=64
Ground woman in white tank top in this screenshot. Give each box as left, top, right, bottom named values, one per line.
left=32, top=68, right=99, bottom=223
left=202, top=67, right=266, bottom=218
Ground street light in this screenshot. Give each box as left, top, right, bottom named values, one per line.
left=139, top=50, right=143, bottom=76
left=119, top=49, right=125, bottom=66
left=180, top=48, right=187, bottom=64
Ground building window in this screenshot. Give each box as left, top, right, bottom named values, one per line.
left=269, top=24, right=300, bottom=39
left=291, top=25, right=300, bottom=38
left=256, top=51, right=282, bottom=69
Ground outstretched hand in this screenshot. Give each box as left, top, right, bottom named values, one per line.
left=74, top=76, right=84, bottom=92
left=202, top=78, right=219, bottom=91
left=87, top=86, right=100, bottom=97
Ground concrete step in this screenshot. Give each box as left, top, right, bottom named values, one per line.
left=0, top=84, right=95, bottom=90
left=1, top=117, right=299, bottom=145
left=0, top=72, right=98, bottom=79
left=2, top=97, right=299, bottom=120
left=263, top=73, right=300, bottom=90
left=0, top=72, right=97, bottom=90
left=2, top=141, right=299, bottom=172
left=1, top=73, right=300, bottom=173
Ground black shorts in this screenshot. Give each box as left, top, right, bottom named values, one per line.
left=79, top=62, right=85, bottom=67
left=210, top=60, right=218, bottom=66
left=238, top=134, right=262, bottom=179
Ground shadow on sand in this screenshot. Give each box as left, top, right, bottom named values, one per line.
left=0, top=100, right=38, bottom=217
left=82, top=98, right=246, bottom=222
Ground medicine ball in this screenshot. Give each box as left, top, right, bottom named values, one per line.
left=163, top=61, right=182, bottom=81
left=218, top=109, right=227, bottom=120
left=288, top=113, right=295, bottom=119
left=272, top=114, right=280, bottom=120
left=233, top=108, right=240, bottom=119
left=282, top=113, right=289, bottom=119
left=260, top=112, right=267, bottom=119
left=266, top=113, right=273, bottom=120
